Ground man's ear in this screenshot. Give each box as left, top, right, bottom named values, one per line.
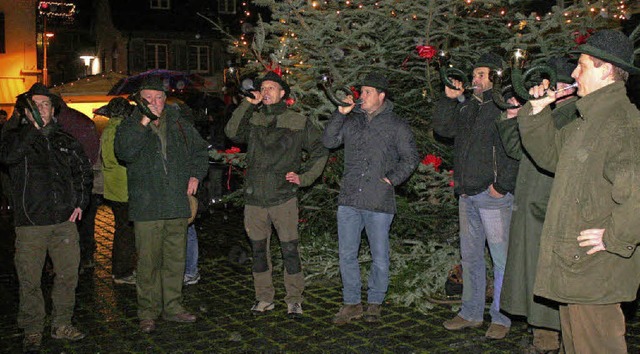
left=600, top=62, right=614, bottom=81
left=279, top=89, right=285, bottom=100
left=380, top=91, right=386, bottom=101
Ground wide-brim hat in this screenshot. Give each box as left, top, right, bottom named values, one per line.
left=138, top=76, right=168, bottom=93
left=254, top=71, right=290, bottom=99
left=19, top=83, right=62, bottom=110
left=188, top=195, right=198, bottom=224
left=475, top=52, right=504, bottom=70
left=359, top=72, right=389, bottom=92
left=570, top=29, right=640, bottom=75
left=547, top=57, right=576, bottom=84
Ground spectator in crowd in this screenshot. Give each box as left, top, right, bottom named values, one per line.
left=0, top=83, right=92, bottom=351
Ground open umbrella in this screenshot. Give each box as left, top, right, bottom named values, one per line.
left=107, top=69, right=204, bottom=96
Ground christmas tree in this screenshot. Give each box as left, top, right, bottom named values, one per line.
left=216, top=0, right=638, bottom=308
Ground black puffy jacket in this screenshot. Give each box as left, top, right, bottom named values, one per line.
left=323, top=101, right=419, bottom=214
left=432, top=90, right=519, bottom=196
left=0, top=121, right=92, bottom=226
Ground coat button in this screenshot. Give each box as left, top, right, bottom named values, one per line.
left=628, top=246, right=634, bottom=250
left=573, top=254, right=580, bottom=260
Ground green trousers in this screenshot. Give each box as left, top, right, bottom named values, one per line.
left=134, top=218, right=188, bottom=320
left=244, top=197, right=304, bottom=305
left=15, top=222, right=80, bottom=334
left=560, top=303, right=627, bottom=354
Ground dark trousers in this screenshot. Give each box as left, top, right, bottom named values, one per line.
left=77, top=193, right=101, bottom=263
left=107, top=199, right=136, bottom=278
left=559, top=303, right=627, bottom=354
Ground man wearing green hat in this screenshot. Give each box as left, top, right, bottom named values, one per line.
left=498, top=57, right=579, bottom=353
left=115, top=76, right=209, bottom=333
left=225, top=71, right=328, bottom=318
left=518, top=29, right=640, bottom=353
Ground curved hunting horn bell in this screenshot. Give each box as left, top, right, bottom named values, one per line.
left=224, top=65, right=256, bottom=99
left=435, top=50, right=474, bottom=90
left=509, top=48, right=557, bottom=101
left=490, top=68, right=521, bottom=110
left=318, top=73, right=358, bottom=107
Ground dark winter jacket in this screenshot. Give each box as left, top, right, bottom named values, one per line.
left=519, top=81, right=640, bottom=304
left=432, top=90, right=519, bottom=196
left=114, top=104, right=209, bottom=221
left=322, top=101, right=419, bottom=214
left=0, top=120, right=92, bottom=226
left=225, top=100, right=328, bottom=207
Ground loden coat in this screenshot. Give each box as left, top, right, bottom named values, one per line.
left=498, top=97, right=578, bottom=330
left=518, top=81, right=640, bottom=304
left=114, top=104, right=209, bottom=222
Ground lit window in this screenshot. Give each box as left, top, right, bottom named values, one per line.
left=188, top=45, right=210, bottom=73
left=146, top=43, right=168, bottom=69
left=218, top=0, right=236, bottom=14
left=150, top=0, right=170, bottom=10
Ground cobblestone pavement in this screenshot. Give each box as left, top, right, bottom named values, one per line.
left=1, top=205, right=640, bottom=353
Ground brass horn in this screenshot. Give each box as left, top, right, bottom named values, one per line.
left=490, top=68, right=521, bottom=110
left=435, top=50, right=475, bottom=91
left=319, top=73, right=358, bottom=107
left=509, top=48, right=557, bottom=101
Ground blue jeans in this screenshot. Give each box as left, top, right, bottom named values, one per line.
left=185, top=224, right=198, bottom=277
left=458, top=189, right=513, bottom=327
left=337, top=205, right=394, bottom=305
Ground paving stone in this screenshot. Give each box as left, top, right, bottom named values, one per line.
left=2, top=206, right=640, bottom=353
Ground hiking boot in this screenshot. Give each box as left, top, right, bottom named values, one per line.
left=251, top=301, right=275, bottom=314
left=113, top=273, right=136, bottom=285
left=443, top=315, right=483, bottom=330
left=51, top=325, right=85, bottom=341
left=140, top=319, right=156, bottom=333
left=363, top=303, right=382, bottom=323
left=485, top=323, right=510, bottom=339
left=287, top=303, right=303, bottom=318
left=23, top=332, right=42, bottom=352
left=333, top=304, right=363, bottom=325
left=183, top=272, right=201, bottom=286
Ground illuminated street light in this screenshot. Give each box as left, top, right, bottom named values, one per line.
left=42, top=32, right=54, bottom=86
left=79, top=55, right=95, bottom=76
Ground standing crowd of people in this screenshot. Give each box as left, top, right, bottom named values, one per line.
left=0, top=28, right=638, bottom=354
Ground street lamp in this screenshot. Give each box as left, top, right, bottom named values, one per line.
left=43, top=32, right=54, bottom=86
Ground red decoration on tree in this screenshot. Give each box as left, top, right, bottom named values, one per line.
left=449, top=170, right=454, bottom=187
left=224, top=146, right=241, bottom=154
left=420, top=154, right=442, bottom=172
left=572, top=29, right=595, bottom=45
left=265, top=62, right=283, bottom=77
left=285, top=97, right=296, bottom=106
left=349, top=86, right=360, bottom=99
left=416, top=45, right=437, bottom=59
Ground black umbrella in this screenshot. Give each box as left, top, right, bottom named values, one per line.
left=107, top=69, right=204, bottom=96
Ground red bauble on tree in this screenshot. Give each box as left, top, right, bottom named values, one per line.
left=416, top=45, right=437, bottom=59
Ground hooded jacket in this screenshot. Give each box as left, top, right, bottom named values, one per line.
left=432, top=90, right=519, bottom=196
left=0, top=120, right=92, bottom=226
left=322, top=101, right=419, bottom=214
left=519, top=81, right=640, bottom=304
left=225, top=100, right=328, bottom=207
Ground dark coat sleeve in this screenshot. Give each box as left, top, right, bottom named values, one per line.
left=495, top=117, right=523, bottom=161
left=322, top=110, right=347, bottom=149
left=387, top=121, right=420, bottom=186
left=432, top=96, right=461, bottom=138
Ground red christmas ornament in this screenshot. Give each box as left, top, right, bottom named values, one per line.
left=420, top=154, right=442, bottom=172
left=349, top=86, right=360, bottom=99
left=224, top=146, right=241, bottom=154
left=416, top=45, right=437, bottom=59
left=285, top=97, right=296, bottom=106
left=573, top=28, right=595, bottom=45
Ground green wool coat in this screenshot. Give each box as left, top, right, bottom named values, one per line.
left=114, top=104, right=209, bottom=221
left=225, top=100, right=328, bottom=207
left=498, top=98, right=578, bottom=330
left=101, top=116, right=128, bottom=202
left=519, top=82, right=640, bottom=304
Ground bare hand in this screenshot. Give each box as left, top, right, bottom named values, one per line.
left=69, top=208, right=83, bottom=222
left=577, top=228, right=606, bottom=255
left=247, top=91, right=263, bottom=105
left=382, top=177, right=392, bottom=186
left=23, top=109, right=40, bottom=129
left=529, top=79, right=557, bottom=115
left=187, top=177, right=199, bottom=195
left=286, top=172, right=301, bottom=185
left=505, top=97, right=521, bottom=119
left=444, top=78, right=464, bottom=99
left=488, top=184, right=504, bottom=198
left=338, top=95, right=356, bottom=115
